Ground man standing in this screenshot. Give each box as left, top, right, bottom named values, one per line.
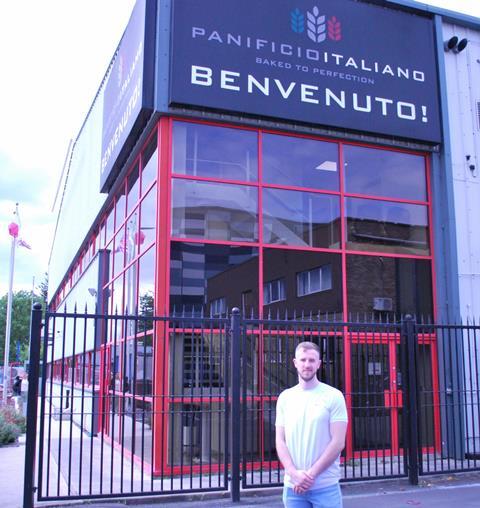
left=276, top=341, right=348, bottom=508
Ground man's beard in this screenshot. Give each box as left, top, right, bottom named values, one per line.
left=299, top=371, right=318, bottom=382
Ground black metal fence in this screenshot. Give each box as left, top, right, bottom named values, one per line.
left=23, top=305, right=480, bottom=506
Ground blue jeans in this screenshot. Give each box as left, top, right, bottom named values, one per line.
left=282, top=483, right=343, bottom=508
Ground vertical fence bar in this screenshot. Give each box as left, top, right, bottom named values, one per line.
left=404, top=315, right=419, bottom=485
left=230, top=308, right=241, bottom=502
left=23, top=303, right=43, bottom=508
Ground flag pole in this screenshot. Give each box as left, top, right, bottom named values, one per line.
left=2, top=225, right=17, bottom=405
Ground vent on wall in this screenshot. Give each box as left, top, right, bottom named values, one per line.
left=373, top=297, right=393, bottom=312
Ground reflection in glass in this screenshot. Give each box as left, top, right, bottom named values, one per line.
left=172, top=121, right=258, bottom=181
left=263, top=278, right=286, bottom=305
left=297, top=265, right=332, bottom=296
left=172, top=179, right=258, bottom=242
left=262, top=333, right=344, bottom=395
left=125, top=212, right=139, bottom=262
left=344, top=145, right=426, bottom=201
left=263, top=249, right=342, bottom=317
left=263, top=133, right=339, bottom=191
left=124, top=261, right=137, bottom=317
left=138, top=247, right=155, bottom=330
left=111, top=275, right=123, bottom=316
left=113, top=227, right=125, bottom=277
left=141, top=134, right=158, bottom=194
left=106, top=207, right=114, bottom=245
left=351, top=343, right=391, bottom=450
left=170, top=242, right=258, bottom=314
left=126, top=164, right=140, bottom=217
left=346, top=198, right=429, bottom=255
left=346, top=255, right=433, bottom=319
left=121, top=395, right=153, bottom=456
left=263, top=188, right=340, bottom=248
left=139, top=184, right=157, bottom=253
left=115, top=188, right=126, bottom=229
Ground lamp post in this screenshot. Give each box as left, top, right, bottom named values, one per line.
left=3, top=219, right=18, bottom=405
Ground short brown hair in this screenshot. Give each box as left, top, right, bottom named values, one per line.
left=295, top=341, right=320, bottom=356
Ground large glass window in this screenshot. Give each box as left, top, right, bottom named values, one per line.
left=344, top=145, right=426, bottom=201
left=346, top=197, right=429, bottom=255
left=263, top=133, right=339, bottom=191
left=346, top=255, right=433, bottom=319
left=171, top=179, right=258, bottom=242
left=170, top=242, right=258, bottom=314
left=263, top=249, right=342, bottom=317
left=263, top=188, right=340, bottom=248
left=172, top=121, right=258, bottom=181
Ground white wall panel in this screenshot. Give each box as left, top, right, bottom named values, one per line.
left=443, top=22, right=480, bottom=319
left=48, top=96, right=107, bottom=298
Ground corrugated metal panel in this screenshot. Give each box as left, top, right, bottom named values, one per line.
left=443, top=21, right=480, bottom=317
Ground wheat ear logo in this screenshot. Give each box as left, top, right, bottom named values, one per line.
left=290, top=6, right=342, bottom=43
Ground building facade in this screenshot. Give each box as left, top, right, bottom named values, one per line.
left=47, top=0, right=480, bottom=473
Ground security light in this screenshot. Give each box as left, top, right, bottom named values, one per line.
left=444, top=36, right=468, bottom=53
left=444, top=36, right=458, bottom=51
left=455, top=38, right=468, bottom=53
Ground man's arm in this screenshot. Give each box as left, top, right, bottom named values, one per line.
left=275, top=424, right=314, bottom=491
left=306, top=421, right=347, bottom=480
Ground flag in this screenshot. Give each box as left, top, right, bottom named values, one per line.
left=17, top=238, right=32, bottom=250
left=8, top=222, right=19, bottom=238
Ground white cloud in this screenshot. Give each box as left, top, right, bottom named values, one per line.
left=419, top=0, right=480, bottom=17
left=0, top=0, right=135, bottom=296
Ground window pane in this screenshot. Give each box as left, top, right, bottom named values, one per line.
left=105, top=206, right=114, bottom=245
left=170, top=242, right=258, bottom=314
left=264, top=278, right=285, bottom=305
left=263, top=188, right=340, bottom=248
left=172, top=121, right=258, bottom=181
left=344, top=145, right=426, bottom=201
left=138, top=246, right=155, bottom=328
left=111, top=275, right=124, bottom=316
left=141, top=134, right=158, bottom=194
left=126, top=163, right=140, bottom=217
left=263, top=133, right=339, bottom=191
left=263, top=249, right=342, bottom=317
left=113, top=226, right=125, bottom=276
left=309, top=268, right=321, bottom=292
left=172, top=179, right=258, bottom=242
left=297, top=272, right=307, bottom=297
left=125, top=212, right=139, bottom=262
left=322, top=264, right=332, bottom=290
left=346, top=197, right=429, bottom=255
left=124, top=261, right=138, bottom=316
left=115, top=187, right=126, bottom=229
left=347, top=256, right=433, bottom=320
left=139, top=184, right=157, bottom=253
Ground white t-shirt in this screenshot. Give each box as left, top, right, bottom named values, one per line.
left=275, top=382, right=348, bottom=490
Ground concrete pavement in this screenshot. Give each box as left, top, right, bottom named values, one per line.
left=2, top=433, right=480, bottom=508
left=38, top=474, right=480, bottom=507
left=0, top=434, right=26, bottom=508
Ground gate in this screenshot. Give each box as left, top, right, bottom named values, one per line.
left=24, top=304, right=231, bottom=506
left=23, top=305, right=480, bottom=506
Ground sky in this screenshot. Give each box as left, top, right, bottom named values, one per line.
left=0, top=0, right=479, bottom=299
